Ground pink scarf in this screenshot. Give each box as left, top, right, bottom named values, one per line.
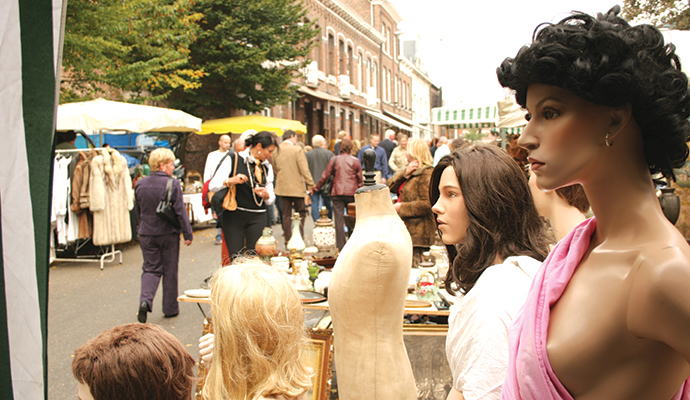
left=501, top=217, right=690, bottom=399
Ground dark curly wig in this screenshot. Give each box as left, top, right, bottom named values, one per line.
left=497, top=5, right=690, bottom=181
left=430, top=144, right=552, bottom=295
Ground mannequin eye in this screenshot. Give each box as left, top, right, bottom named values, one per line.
left=542, top=108, right=559, bottom=119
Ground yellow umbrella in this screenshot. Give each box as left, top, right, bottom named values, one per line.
left=200, top=115, right=306, bottom=136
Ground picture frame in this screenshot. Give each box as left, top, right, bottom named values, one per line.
left=403, top=325, right=452, bottom=400
left=302, top=328, right=334, bottom=400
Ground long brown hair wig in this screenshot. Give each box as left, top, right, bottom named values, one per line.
left=430, top=144, right=552, bottom=295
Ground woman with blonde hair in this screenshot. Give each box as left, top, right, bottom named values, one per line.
left=134, top=148, right=192, bottom=323
left=202, top=259, right=312, bottom=400
left=387, top=138, right=435, bottom=266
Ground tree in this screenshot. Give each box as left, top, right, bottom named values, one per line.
left=463, top=128, right=486, bottom=143
left=622, top=0, right=690, bottom=29
left=167, top=0, right=319, bottom=117
left=61, top=0, right=204, bottom=103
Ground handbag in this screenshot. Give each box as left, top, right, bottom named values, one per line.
left=319, top=157, right=336, bottom=197
left=211, top=153, right=238, bottom=212
left=156, top=178, right=181, bottom=229
left=202, top=152, right=231, bottom=211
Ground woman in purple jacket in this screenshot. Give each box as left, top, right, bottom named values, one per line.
left=134, top=148, right=193, bottom=323
left=311, top=138, right=363, bottom=250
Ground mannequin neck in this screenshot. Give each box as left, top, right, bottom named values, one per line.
left=354, top=187, right=397, bottom=219
left=546, top=199, right=587, bottom=242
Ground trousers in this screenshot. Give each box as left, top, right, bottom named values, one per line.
left=310, top=192, right=332, bottom=222
left=280, top=196, right=307, bottom=243
left=139, top=233, right=180, bottom=316
left=331, top=195, right=354, bottom=250
left=222, top=209, right=267, bottom=259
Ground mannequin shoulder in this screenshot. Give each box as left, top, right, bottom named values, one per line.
left=629, top=240, right=690, bottom=348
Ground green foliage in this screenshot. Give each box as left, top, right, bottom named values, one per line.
left=167, top=0, right=319, bottom=117
left=622, top=0, right=690, bottom=29
left=61, top=0, right=203, bottom=103
left=463, top=128, right=486, bottom=143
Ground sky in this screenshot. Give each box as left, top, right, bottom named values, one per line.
left=392, top=0, right=622, bottom=107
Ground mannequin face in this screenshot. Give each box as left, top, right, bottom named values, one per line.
left=528, top=165, right=553, bottom=218
left=518, top=84, right=611, bottom=191
left=432, top=166, right=470, bottom=245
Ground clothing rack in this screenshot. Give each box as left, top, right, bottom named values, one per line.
left=52, top=148, right=123, bottom=269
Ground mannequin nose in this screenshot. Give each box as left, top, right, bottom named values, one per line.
left=431, top=199, right=443, bottom=215
left=517, top=125, right=538, bottom=151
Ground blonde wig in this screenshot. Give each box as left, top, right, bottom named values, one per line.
left=148, top=148, right=175, bottom=172
left=406, top=138, right=433, bottom=167
left=203, top=259, right=312, bottom=400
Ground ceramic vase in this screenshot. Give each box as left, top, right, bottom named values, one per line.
left=313, top=206, right=336, bottom=253
left=255, top=227, right=277, bottom=262
left=415, top=260, right=439, bottom=301
left=659, top=187, right=681, bottom=225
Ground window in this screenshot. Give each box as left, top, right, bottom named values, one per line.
left=339, top=39, right=345, bottom=75
left=328, top=34, right=335, bottom=75
left=358, top=51, right=363, bottom=90
left=348, top=45, right=353, bottom=78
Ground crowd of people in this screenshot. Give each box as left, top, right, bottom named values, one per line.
left=101, top=6, right=690, bottom=400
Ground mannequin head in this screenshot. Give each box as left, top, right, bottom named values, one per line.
left=204, top=259, right=312, bottom=400
left=497, top=6, right=690, bottom=182
left=72, top=323, right=195, bottom=400
left=430, top=144, right=551, bottom=295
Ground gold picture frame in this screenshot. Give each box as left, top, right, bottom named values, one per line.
left=302, top=328, right=334, bottom=400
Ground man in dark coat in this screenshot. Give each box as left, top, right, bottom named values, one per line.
left=306, top=135, right=334, bottom=221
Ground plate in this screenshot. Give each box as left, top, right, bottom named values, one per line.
left=184, top=289, right=211, bottom=298
left=299, top=290, right=327, bottom=304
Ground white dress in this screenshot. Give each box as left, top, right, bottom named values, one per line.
left=445, top=256, right=542, bottom=400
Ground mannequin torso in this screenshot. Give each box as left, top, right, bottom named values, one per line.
left=547, top=192, right=690, bottom=399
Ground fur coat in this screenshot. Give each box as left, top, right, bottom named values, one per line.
left=90, top=149, right=134, bottom=245
left=387, top=165, right=436, bottom=247
left=70, top=151, right=94, bottom=239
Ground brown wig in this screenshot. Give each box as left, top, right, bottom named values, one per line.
left=430, top=144, right=552, bottom=295
left=72, top=323, right=195, bottom=400
left=555, top=184, right=590, bottom=214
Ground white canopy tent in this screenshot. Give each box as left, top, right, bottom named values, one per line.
left=496, top=97, right=527, bottom=134
left=57, top=98, right=201, bottom=133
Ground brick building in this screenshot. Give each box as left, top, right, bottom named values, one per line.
left=267, top=0, right=436, bottom=148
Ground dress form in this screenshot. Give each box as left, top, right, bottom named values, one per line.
left=328, top=149, right=417, bottom=400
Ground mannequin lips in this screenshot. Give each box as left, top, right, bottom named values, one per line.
left=528, top=157, right=544, bottom=172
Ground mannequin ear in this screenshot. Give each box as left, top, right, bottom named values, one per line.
left=607, top=104, right=633, bottom=141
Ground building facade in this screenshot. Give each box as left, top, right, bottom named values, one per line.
left=267, top=0, right=439, bottom=147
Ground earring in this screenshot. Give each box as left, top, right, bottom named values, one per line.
left=605, top=133, right=614, bottom=147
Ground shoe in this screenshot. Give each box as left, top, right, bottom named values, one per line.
left=164, top=313, right=179, bottom=318
left=138, top=301, right=149, bottom=323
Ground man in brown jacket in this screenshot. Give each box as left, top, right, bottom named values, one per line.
left=272, top=130, right=314, bottom=241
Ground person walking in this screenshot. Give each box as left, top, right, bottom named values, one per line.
left=311, top=138, right=362, bottom=250
left=306, top=135, right=334, bottom=221
left=388, top=134, right=409, bottom=176
left=134, top=148, right=193, bottom=323
left=204, top=134, right=231, bottom=245
left=272, top=130, right=314, bottom=242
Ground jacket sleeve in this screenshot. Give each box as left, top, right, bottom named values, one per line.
left=388, top=148, right=399, bottom=173
left=355, top=158, right=363, bottom=188
left=314, top=157, right=335, bottom=192
left=172, top=179, right=193, bottom=240
left=398, top=169, right=432, bottom=218
left=265, top=163, right=276, bottom=205
left=387, top=169, right=407, bottom=194
left=297, top=150, right=315, bottom=191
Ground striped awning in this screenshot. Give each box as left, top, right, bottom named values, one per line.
left=364, top=110, right=412, bottom=131
left=431, top=105, right=497, bottom=127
